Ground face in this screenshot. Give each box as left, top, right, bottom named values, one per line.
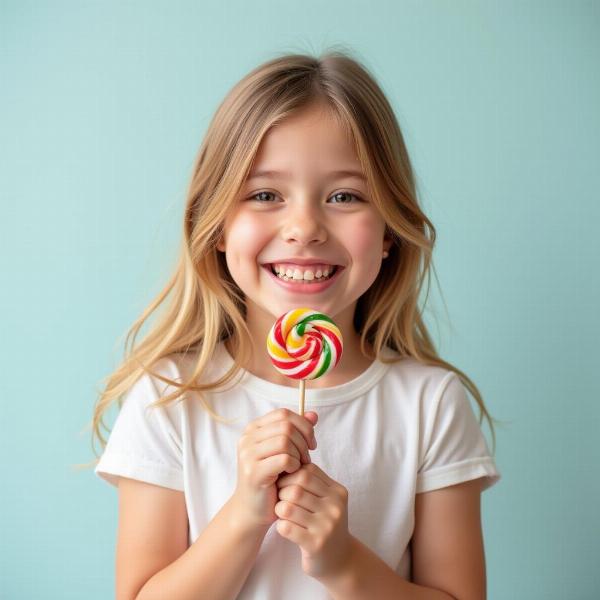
left=217, top=102, right=391, bottom=345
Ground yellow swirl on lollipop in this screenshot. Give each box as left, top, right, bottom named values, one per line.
left=266, top=308, right=343, bottom=414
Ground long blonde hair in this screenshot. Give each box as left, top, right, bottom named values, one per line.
left=86, top=47, right=503, bottom=467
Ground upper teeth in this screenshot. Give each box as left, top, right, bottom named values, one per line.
left=272, top=264, right=335, bottom=280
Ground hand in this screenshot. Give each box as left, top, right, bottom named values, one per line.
left=230, top=408, right=318, bottom=530
left=275, top=462, right=354, bottom=579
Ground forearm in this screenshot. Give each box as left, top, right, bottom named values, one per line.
left=135, top=495, right=270, bottom=600
left=316, top=536, right=456, bottom=600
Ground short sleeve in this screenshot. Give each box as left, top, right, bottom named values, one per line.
left=94, top=361, right=184, bottom=491
left=416, top=372, right=501, bottom=494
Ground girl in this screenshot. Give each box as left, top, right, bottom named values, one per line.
left=91, top=49, right=502, bottom=600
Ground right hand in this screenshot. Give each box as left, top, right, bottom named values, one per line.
left=230, top=407, right=318, bottom=529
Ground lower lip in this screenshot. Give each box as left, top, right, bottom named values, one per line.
left=263, top=266, right=343, bottom=294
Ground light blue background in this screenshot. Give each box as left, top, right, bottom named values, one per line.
left=1, top=1, right=598, bottom=598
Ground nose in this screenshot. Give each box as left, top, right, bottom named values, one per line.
left=280, top=201, right=327, bottom=246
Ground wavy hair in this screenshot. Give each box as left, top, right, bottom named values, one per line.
left=84, top=47, right=503, bottom=468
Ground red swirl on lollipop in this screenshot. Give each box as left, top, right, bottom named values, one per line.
left=266, top=308, right=343, bottom=415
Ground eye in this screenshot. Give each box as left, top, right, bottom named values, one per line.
left=248, top=190, right=279, bottom=203
left=328, top=191, right=363, bottom=204
left=247, top=190, right=364, bottom=204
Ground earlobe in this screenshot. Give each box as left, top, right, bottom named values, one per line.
left=382, top=236, right=393, bottom=257
left=383, top=228, right=393, bottom=247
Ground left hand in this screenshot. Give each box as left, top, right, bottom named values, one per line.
left=275, top=461, right=354, bottom=579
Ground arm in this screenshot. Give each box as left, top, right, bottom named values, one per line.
left=116, top=477, right=270, bottom=600
left=315, top=536, right=456, bottom=600
left=315, top=478, right=486, bottom=600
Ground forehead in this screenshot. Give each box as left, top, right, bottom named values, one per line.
left=248, top=104, right=362, bottom=178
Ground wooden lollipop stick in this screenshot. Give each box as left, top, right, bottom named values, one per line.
left=267, top=308, right=343, bottom=418
left=299, top=379, right=305, bottom=416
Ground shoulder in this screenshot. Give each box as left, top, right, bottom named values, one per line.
left=378, top=349, right=459, bottom=402
left=127, top=355, right=183, bottom=400
left=375, top=352, right=470, bottom=437
left=123, top=343, right=234, bottom=416
left=128, top=343, right=220, bottom=400
left=169, top=341, right=234, bottom=384
left=119, top=354, right=193, bottom=425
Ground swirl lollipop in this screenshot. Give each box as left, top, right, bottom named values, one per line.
left=266, top=308, right=343, bottom=415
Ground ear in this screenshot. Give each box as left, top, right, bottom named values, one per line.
left=216, top=236, right=226, bottom=252
left=383, top=230, right=393, bottom=253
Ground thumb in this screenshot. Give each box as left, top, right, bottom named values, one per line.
left=303, top=411, right=318, bottom=426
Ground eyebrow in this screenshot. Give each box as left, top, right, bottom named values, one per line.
left=247, top=168, right=367, bottom=182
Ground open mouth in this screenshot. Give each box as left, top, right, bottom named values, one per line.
left=269, top=264, right=339, bottom=283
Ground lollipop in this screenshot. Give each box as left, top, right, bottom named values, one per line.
left=266, top=308, right=343, bottom=415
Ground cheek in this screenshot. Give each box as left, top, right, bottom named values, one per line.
left=225, top=212, right=270, bottom=257
left=347, top=214, right=385, bottom=260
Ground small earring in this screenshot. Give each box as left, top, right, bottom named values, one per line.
left=382, top=250, right=389, bottom=258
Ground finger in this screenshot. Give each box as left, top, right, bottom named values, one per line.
left=299, top=462, right=336, bottom=486
left=247, top=408, right=316, bottom=450
left=301, top=411, right=319, bottom=429
left=254, top=453, right=302, bottom=483
left=304, top=463, right=345, bottom=497
left=303, top=464, right=348, bottom=500
left=277, top=464, right=331, bottom=496
left=250, top=434, right=303, bottom=464
left=249, top=420, right=312, bottom=463
left=277, top=462, right=332, bottom=489
left=276, top=518, right=310, bottom=548
left=266, top=408, right=317, bottom=450
left=278, top=484, right=321, bottom=513
left=275, top=498, right=314, bottom=528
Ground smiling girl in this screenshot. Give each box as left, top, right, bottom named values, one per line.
left=91, top=50, right=502, bottom=600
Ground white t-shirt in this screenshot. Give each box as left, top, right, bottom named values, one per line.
left=95, top=342, right=501, bottom=598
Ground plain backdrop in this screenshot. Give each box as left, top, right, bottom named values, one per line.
left=1, top=1, right=598, bottom=598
